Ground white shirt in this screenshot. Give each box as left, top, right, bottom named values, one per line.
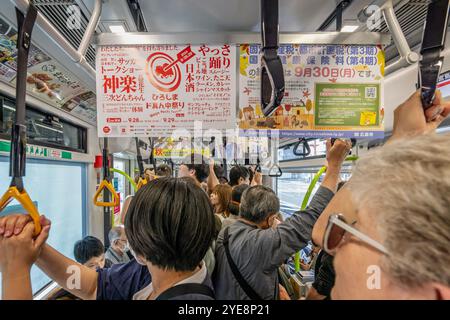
left=132, top=262, right=208, bottom=300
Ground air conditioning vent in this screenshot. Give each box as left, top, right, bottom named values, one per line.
left=33, top=0, right=97, bottom=68
left=362, top=0, right=431, bottom=62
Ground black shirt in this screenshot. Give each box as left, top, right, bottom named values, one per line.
left=312, top=250, right=335, bottom=299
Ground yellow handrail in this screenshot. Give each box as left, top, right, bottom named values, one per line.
left=136, top=177, right=148, bottom=190
left=93, top=179, right=120, bottom=207
left=0, top=186, right=41, bottom=235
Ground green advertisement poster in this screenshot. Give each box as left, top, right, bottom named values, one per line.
left=314, top=83, right=380, bottom=127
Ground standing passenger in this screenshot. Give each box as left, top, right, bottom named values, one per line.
left=126, top=178, right=216, bottom=299
left=178, top=153, right=209, bottom=187
left=229, top=165, right=250, bottom=187
left=213, top=140, right=351, bottom=299
left=210, top=184, right=232, bottom=221
left=1, top=89, right=448, bottom=300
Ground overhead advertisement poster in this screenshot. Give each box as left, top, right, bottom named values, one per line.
left=0, top=16, right=97, bottom=125
left=96, top=44, right=237, bottom=137
left=438, top=70, right=450, bottom=101
left=238, top=44, right=385, bottom=139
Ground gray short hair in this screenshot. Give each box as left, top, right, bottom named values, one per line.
left=348, top=133, right=450, bottom=288
left=108, top=226, right=124, bottom=244
left=239, top=185, right=280, bottom=223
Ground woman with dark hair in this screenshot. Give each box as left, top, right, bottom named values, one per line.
left=229, top=165, right=250, bottom=187
left=126, top=177, right=216, bottom=299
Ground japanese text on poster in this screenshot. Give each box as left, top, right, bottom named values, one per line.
left=238, top=44, right=385, bottom=138
left=96, top=44, right=236, bottom=137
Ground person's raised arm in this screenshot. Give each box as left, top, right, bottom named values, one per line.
left=36, top=243, right=98, bottom=300
left=207, top=158, right=220, bottom=193
left=264, top=139, right=351, bottom=269
left=0, top=215, right=98, bottom=300
left=390, top=89, right=450, bottom=141
left=250, top=166, right=263, bottom=186
left=321, top=139, right=352, bottom=193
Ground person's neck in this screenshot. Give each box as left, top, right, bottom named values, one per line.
left=214, top=205, right=224, bottom=214
left=238, top=217, right=266, bottom=229
left=193, top=178, right=202, bottom=187
left=147, top=265, right=200, bottom=300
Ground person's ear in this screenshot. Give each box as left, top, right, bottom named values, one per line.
left=266, top=216, right=272, bottom=228
left=135, top=254, right=147, bottom=266
left=265, top=215, right=275, bottom=228
left=433, top=283, right=450, bottom=300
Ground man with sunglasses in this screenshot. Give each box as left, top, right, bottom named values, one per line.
left=213, top=138, right=352, bottom=300
left=312, top=90, right=450, bottom=299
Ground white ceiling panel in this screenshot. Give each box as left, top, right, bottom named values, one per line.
left=137, top=0, right=339, bottom=32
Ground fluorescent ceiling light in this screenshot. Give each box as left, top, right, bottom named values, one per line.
left=109, top=25, right=126, bottom=33
left=341, top=25, right=359, bottom=32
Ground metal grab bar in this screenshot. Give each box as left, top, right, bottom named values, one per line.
left=358, top=0, right=419, bottom=75
left=13, top=0, right=102, bottom=79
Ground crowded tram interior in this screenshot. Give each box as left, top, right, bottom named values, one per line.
left=0, top=0, right=449, bottom=304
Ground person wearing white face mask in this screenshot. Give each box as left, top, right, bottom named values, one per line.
left=105, top=226, right=131, bottom=265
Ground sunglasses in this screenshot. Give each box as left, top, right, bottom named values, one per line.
left=323, top=214, right=389, bottom=256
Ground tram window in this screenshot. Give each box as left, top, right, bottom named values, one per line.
left=277, top=169, right=351, bottom=218
left=278, top=139, right=327, bottom=162
left=0, top=95, right=87, bottom=153
left=0, top=157, right=86, bottom=296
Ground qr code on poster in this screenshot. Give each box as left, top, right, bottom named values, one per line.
left=365, top=86, right=377, bottom=99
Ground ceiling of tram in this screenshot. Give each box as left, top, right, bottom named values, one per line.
left=137, top=0, right=339, bottom=32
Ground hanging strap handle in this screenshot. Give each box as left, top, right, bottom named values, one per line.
left=136, top=177, right=148, bottom=190
left=10, top=4, right=37, bottom=184
left=293, top=138, right=311, bottom=157
left=149, top=138, right=157, bottom=172
left=223, top=227, right=263, bottom=300
left=418, top=0, right=449, bottom=109
left=93, top=179, right=120, bottom=207
left=260, top=0, right=285, bottom=117
left=94, top=138, right=119, bottom=207
left=135, top=138, right=145, bottom=177
left=255, top=157, right=261, bottom=173
left=0, top=5, right=41, bottom=236
left=268, top=164, right=282, bottom=177
left=135, top=138, right=148, bottom=190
